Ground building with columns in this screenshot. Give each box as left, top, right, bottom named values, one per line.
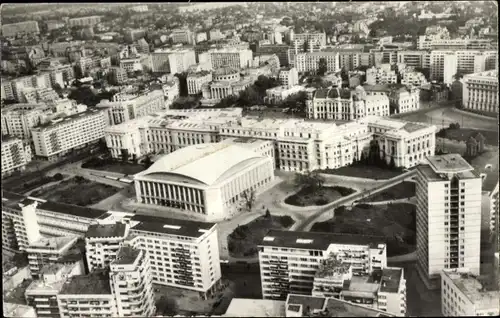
left=133, top=142, right=275, bottom=221
left=462, top=70, right=498, bottom=114
left=201, top=67, right=253, bottom=105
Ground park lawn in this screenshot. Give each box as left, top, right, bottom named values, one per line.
left=317, top=165, right=405, bottom=180
left=82, top=158, right=144, bottom=175
left=310, top=203, right=416, bottom=257
left=228, top=215, right=295, bottom=258
left=440, top=128, right=498, bottom=146
left=30, top=176, right=120, bottom=207
left=362, top=181, right=416, bottom=202
left=284, top=186, right=356, bottom=207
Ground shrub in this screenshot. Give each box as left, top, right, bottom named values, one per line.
left=356, top=203, right=372, bottom=209
left=74, top=176, right=85, bottom=183
left=333, top=186, right=356, bottom=196
left=53, top=173, right=64, bottom=181
left=265, top=209, right=271, bottom=218
left=315, top=198, right=329, bottom=205
left=279, top=215, right=294, bottom=228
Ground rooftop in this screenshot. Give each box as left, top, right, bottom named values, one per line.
left=38, top=201, right=107, bottom=219
left=286, top=294, right=393, bottom=317
left=223, top=298, right=286, bottom=317
left=112, top=246, right=141, bottom=265
left=2, top=191, right=26, bottom=209
left=25, top=263, right=79, bottom=294
left=427, top=154, right=474, bottom=174
left=28, top=235, right=78, bottom=251
left=85, top=222, right=128, bottom=238
left=32, top=108, right=103, bottom=130
left=130, top=214, right=215, bottom=238
left=379, top=267, right=403, bottom=293
left=137, top=142, right=265, bottom=186
left=443, top=270, right=500, bottom=310
left=315, top=253, right=351, bottom=278
left=260, top=230, right=386, bottom=250
left=59, top=270, right=112, bottom=295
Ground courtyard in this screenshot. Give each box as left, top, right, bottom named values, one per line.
left=310, top=203, right=416, bottom=257
left=81, top=157, right=145, bottom=175
left=30, top=176, right=121, bottom=206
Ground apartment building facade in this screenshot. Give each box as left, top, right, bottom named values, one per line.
left=2, top=21, right=40, bottom=37
left=1, top=137, right=32, bottom=177
left=31, top=109, right=107, bottom=160
left=68, top=16, right=102, bottom=27
left=1, top=103, right=47, bottom=139
left=187, top=71, right=213, bottom=95
left=278, top=67, right=299, bottom=88
left=294, top=51, right=340, bottom=74
left=199, top=48, right=253, bottom=70
left=388, top=86, right=420, bottom=114
left=97, top=90, right=165, bottom=126
left=366, top=66, right=398, bottom=85
left=258, top=230, right=387, bottom=300
left=416, top=154, right=482, bottom=290
left=85, top=222, right=130, bottom=272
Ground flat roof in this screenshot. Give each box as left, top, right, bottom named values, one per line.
left=26, top=263, right=78, bottom=294
left=38, top=201, right=107, bottom=219
left=112, top=246, right=140, bottom=265
left=427, top=154, right=474, bottom=173
left=2, top=191, right=26, bottom=210
left=59, top=270, right=111, bottom=295
left=324, top=297, right=394, bottom=317
left=28, top=235, right=78, bottom=251
left=259, top=230, right=386, bottom=250
left=224, top=298, right=286, bottom=317
left=85, top=222, right=128, bottom=238
left=32, top=108, right=102, bottom=130
left=443, top=271, right=499, bottom=310
left=380, top=268, right=403, bottom=293
left=131, top=214, right=215, bottom=238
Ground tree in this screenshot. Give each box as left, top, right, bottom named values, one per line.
left=53, top=173, right=64, bottom=181
left=174, top=72, right=189, bottom=97
left=132, top=154, right=137, bottom=164
left=241, top=189, right=256, bottom=210
left=303, top=40, right=309, bottom=52
left=294, top=171, right=325, bottom=191
left=53, top=83, right=63, bottom=97
left=389, top=156, right=396, bottom=169
left=265, top=209, right=271, bottom=218
left=143, top=155, right=152, bottom=169
left=238, top=86, right=262, bottom=106
left=121, top=149, right=129, bottom=162
left=318, top=58, right=328, bottom=76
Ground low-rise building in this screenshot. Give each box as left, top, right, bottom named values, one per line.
left=401, top=70, right=428, bottom=87
left=133, top=141, right=275, bottom=221
left=109, top=67, right=128, bottom=85
left=366, top=65, right=398, bottom=85
left=388, top=86, right=420, bottom=114
left=279, top=67, right=299, bottom=88
left=265, top=85, right=305, bottom=104
left=1, top=137, right=32, bottom=177
left=441, top=269, right=499, bottom=316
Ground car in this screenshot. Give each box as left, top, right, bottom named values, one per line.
left=220, top=260, right=229, bottom=264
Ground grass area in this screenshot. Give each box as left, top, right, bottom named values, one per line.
left=362, top=181, right=416, bottom=202
left=82, top=157, right=144, bottom=175
left=228, top=215, right=295, bottom=258
left=284, top=186, right=356, bottom=207
left=437, top=127, right=499, bottom=146
left=317, top=165, right=405, bottom=180
left=30, top=176, right=121, bottom=206
left=3, top=278, right=33, bottom=305
left=310, top=203, right=416, bottom=257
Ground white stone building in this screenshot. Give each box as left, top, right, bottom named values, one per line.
left=416, top=154, right=482, bottom=290
left=133, top=142, right=275, bottom=221
left=1, top=103, right=48, bottom=139
left=462, top=70, right=498, bottom=114
left=187, top=71, right=213, bottom=95
left=366, top=65, right=398, bottom=85
left=265, top=85, right=305, bottom=104
left=85, top=222, right=130, bottom=272
left=199, top=47, right=253, bottom=70
left=278, top=67, right=299, bottom=88
left=388, top=86, right=420, bottom=114
left=295, top=51, right=340, bottom=74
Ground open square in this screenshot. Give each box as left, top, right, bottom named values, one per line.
left=284, top=186, right=356, bottom=206
left=30, top=176, right=121, bottom=206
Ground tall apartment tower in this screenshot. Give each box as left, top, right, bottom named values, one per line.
left=415, top=154, right=482, bottom=290
left=110, top=246, right=156, bottom=317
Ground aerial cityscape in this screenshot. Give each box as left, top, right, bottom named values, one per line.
left=1, top=1, right=499, bottom=317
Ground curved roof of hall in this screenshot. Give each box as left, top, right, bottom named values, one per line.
left=313, top=87, right=352, bottom=99
left=135, top=143, right=265, bottom=187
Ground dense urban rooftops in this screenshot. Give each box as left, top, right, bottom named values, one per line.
left=32, top=108, right=103, bottom=130
left=59, top=270, right=111, bottom=295
left=379, top=267, right=403, bottom=293
left=130, top=214, right=215, bottom=238
left=260, top=230, right=386, bottom=250
left=315, top=253, right=351, bottom=278
left=85, top=222, right=128, bottom=238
